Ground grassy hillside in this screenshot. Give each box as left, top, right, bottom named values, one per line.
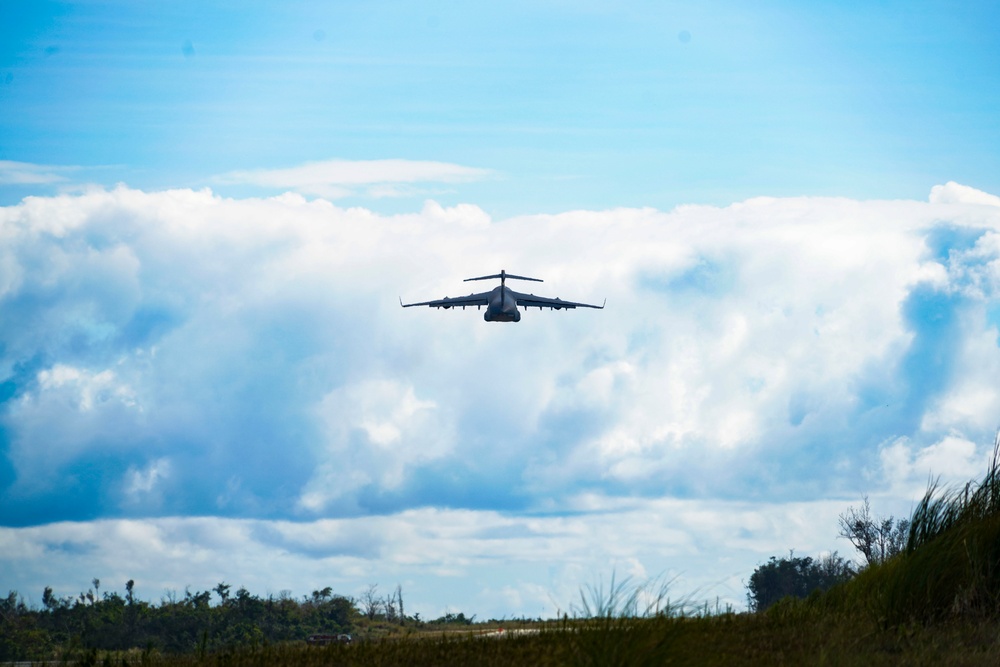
left=70, top=611, right=1000, bottom=666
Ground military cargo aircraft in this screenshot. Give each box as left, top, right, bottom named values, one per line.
left=401, top=269, right=604, bottom=322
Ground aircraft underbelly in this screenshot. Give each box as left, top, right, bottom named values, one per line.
left=485, top=309, right=519, bottom=322
left=485, top=292, right=521, bottom=322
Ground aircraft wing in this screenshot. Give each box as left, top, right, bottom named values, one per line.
left=400, top=291, right=491, bottom=309
left=512, top=291, right=605, bottom=310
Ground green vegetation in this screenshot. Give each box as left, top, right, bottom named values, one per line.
left=745, top=551, right=854, bottom=612
left=0, top=582, right=357, bottom=661
left=847, top=437, right=1000, bottom=629
left=6, top=439, right=1000, bottom=664
left=31, top=606, right=1000, bottom=666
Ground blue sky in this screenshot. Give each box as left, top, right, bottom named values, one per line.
left=4, top=1, right=999, bottom=213
left=2, top=1, right=1000, bottom=619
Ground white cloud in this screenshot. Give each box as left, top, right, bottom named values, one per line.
left=299, top=380, right=454, bottom=512
left=929, top=181, right=1000, bottom=207
left=919, top=320, right=1000, bottom=434
left=878, top=434, right=990, bottom=498
left=6, top=363, right=142, bottom=492
left=3, top=183, right=1000, bottom=616
left=213, top=159, right=493, bottom=199
left=125, top=458, right=171, bottom=498
left=37, top=365, right=137, bottom=412
left=3, top=184, right=1000, bottom=505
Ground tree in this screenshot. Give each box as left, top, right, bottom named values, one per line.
left=838, top=496, right=910, bottom=567
left=42, top=587, right=56, bottom=611
left=395, top=584, right=404, bottom=625
left=361, top=584, right=381, bottom=621
left=323, top=595, right=355, bottom=632
left=746, top=551, right=855, bottom=612
left=382, top=593, right=397, bottom=623
left=433, top=612, right=476, bottom=625
left=379, top=585, right=405, bottom=624
left=213, top=582, right=232, bottom=606
left=311, top=587, right=333, bottom=604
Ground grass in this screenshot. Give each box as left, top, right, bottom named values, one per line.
left=846, top=432, right=1000, bottom=630
left=68, top=612, right=1000, bottom=667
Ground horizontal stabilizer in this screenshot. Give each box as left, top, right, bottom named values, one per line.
left=464, top=269, right=543, bottom=283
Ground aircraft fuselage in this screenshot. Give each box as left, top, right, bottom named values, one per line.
left=484, top=286, right=521, bottom=322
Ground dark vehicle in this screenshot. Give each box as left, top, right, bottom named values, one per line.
left=306, top=633, right=352, bottom=645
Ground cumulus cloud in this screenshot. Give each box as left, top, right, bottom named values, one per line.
left=298, top=379, right=454, bottom=513
left=3, top=184, right=1000, bottom=517
left=2, top=183, right=1000, bottom=611
left=212, top=159, right=493, bottom=199
left=929, top=181, right=1000, bottom=208
left=877, top=434, right=990, bottom=499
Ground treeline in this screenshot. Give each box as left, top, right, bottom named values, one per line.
left=0, top=581, right=356, bottom=661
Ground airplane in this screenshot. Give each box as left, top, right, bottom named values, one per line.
left=400, top=269, right=605, bottom=322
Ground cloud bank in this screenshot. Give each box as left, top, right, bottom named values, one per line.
left=2, top=183, right=1000, bottom=613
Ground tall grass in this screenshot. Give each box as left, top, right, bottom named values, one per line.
left=553, top=572, right=691, bottom=667
left=569, top=571, right=684, bottom=619
left=908, top=431, right=1000, bottom=551
left=71, top=611, right=1000, bottom=666
left=830, top=431, right=1000, bottom=628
